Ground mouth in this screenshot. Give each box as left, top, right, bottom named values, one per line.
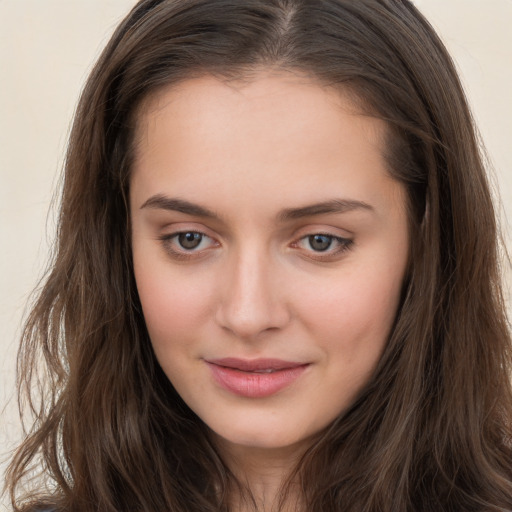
left=208, top=357, right=306, bottom=372
left=205, top=358, right=310, bottom=398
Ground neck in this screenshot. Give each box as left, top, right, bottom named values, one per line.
left=213, top=438, right=308, bottom=512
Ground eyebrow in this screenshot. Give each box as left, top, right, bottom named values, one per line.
left=277, top=199, right=374, bottom=221
left=140, top=194, right=374, bottom=221
left=140, top=195, right=218, bottom=218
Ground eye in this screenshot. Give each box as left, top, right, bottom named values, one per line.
left=307, top=234, right=335, bottom=252
left=159, top=230, right=218, bottom=258
left=177, top=232, right=204, bottom=250
left=293, top=233, right=353, bottom=259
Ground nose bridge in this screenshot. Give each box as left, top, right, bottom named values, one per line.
left=216, top=241, right=289, bottom=339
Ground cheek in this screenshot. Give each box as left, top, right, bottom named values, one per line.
left=133, top=252, right=214, bottom=351
left=298, top=260, right=404, bottom=359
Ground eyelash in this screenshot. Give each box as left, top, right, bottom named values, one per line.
left=158, top=231, right=353, bottom=261
left=291, top=233, right=353, bottom=260
left=158, top=231, right=218, bottom=260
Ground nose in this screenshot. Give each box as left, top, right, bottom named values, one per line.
left=215, top=247, right=291, bottom=340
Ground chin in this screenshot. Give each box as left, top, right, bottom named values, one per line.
left=209, top=418, right=319, bottom=455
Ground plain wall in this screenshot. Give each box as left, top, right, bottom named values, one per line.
left=1, top=0, right=511, bottom=508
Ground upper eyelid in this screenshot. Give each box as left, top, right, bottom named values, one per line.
left=159, top=223, right=219, bottom=240
left=157, top=218, right=352, bottom=235
left=291, top=223, right=354, bottom=237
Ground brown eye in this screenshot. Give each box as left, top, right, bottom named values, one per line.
left=308, top=234, right=333, bottom=252
left=178, top=232, right=203, bottom=250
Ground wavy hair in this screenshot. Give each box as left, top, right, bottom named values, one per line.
left=6, top=0, right=512, bottom=510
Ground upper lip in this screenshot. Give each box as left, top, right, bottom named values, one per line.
left=206, top=358, right=307, bottom=372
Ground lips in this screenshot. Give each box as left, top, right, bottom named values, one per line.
left=205, top=358, right=309, bottom=398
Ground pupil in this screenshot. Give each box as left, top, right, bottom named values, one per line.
left=178, top=232, right=202, bottom=249
left=309, top=234, right=332, bottom=251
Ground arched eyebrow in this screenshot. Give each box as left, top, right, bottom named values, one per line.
left=140, top=194, right=374, bottom=220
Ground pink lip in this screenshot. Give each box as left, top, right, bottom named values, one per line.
left=206, top=358, right=309, bottom=398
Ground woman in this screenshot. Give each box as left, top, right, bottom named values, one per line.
left=6, top=0, right=512, bottom=511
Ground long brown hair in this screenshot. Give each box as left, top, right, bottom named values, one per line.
left=6, top=0, right=512, bottom=510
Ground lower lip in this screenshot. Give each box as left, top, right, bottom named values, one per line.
left=206, top=363, right=309, bottom=398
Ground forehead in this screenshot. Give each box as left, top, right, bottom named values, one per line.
left=133, top=70, right=380, bottom=149
left=130, top=71, right=402, bottom=219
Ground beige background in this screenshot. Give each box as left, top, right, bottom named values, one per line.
left=1, top=1, right=511, bottom=507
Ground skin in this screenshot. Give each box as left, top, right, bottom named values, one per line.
left=130, top=70, right=409, bottom=510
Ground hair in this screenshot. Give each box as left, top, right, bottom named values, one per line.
left=5, top=0, right=512, bottom=511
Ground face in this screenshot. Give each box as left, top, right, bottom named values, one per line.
left=130, top=72, right=409, bottom=457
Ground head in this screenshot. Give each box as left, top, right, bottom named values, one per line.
left=130, top=70, right=410, bottom=455
left=10, top=1, right=511, bottom=511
